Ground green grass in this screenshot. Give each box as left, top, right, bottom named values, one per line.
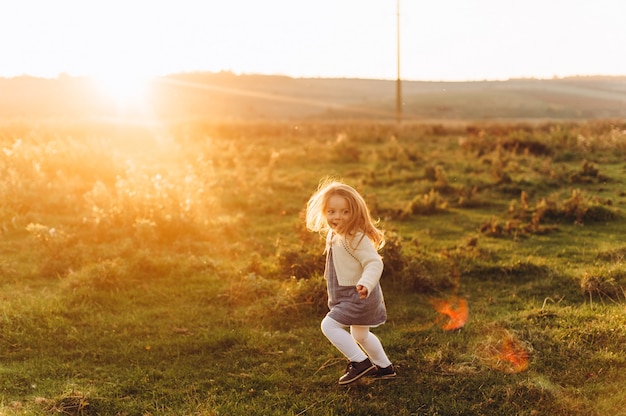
left=1, top=119, right=626, bottom=415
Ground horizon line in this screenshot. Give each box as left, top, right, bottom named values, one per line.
left=1, top=71, right=625, bottom=83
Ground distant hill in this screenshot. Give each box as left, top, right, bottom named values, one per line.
left=1, top=72, right=625, bottom=121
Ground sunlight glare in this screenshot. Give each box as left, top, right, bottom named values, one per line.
left=91, top=70, right=153, bottom=111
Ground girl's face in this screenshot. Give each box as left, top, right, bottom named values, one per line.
left=325, top=194, right=351, bottom=231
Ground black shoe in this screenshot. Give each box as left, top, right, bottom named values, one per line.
left=373, top=364, right=396, bottom=380
left=338, top=358, right=377, bottom=385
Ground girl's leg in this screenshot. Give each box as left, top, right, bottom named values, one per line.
left=350, top=326, right=392, bottom=368
left=321, top=316, right=368, bottom=362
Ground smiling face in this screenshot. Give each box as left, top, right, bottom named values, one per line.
left=325, top=194, right=352, bottom=233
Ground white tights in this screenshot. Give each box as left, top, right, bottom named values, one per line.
left=320, top=316, right=392, bottom=367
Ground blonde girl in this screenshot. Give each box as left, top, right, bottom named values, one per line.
left=306, top=179, right=395, bottom=385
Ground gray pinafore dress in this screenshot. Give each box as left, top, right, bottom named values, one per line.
left=325, top=247, right=387, bottom=327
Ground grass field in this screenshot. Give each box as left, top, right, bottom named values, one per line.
left=3, top=74, right=626, bottom=121
left=1, top=119, right=626, bottom=415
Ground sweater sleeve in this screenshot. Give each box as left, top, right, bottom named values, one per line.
left=352, top=235, right=384, bottom=297
left=324, top=230, right=334, bottom=254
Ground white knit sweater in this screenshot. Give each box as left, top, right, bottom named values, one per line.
left=325, top=230, right=384, bottom=298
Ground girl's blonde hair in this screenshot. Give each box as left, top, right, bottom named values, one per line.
left=306, top=179, right=385, bottom=250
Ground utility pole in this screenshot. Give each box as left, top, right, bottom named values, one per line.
left=396, top=0, right=402, bottom=123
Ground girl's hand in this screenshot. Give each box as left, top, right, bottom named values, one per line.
left=356, top=285, right=368, bottom=299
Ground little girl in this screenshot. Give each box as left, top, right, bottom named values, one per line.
left=306, top=179, right=395, bottom=385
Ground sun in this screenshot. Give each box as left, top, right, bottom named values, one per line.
left=90, top=70, right=154, bottom=112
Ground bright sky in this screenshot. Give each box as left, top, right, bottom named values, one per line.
left=1, top=0, right=625, bottom=81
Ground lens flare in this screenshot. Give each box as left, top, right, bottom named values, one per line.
left=430, top=296, right=469, bottom=330
left=478, top=330, right=531, bottom=373
left=497, top=336, right=530, bottom=373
